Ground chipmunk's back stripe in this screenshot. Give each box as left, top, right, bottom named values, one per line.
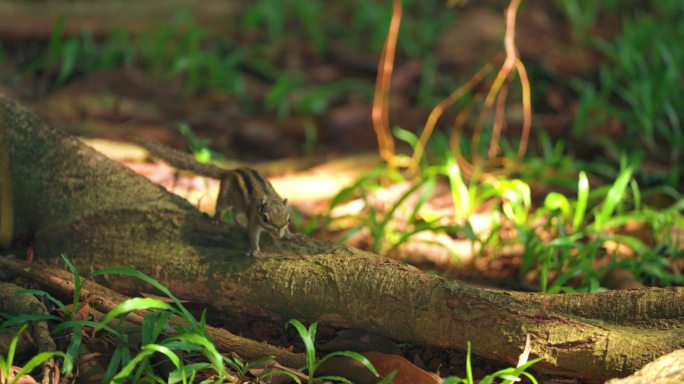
left=245, top=167, right=270, bottom=192
left=235, top=168, right=255, bottom=196
left=228, top=171, right=248, bottom=205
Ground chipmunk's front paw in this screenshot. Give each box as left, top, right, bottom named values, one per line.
left=284, top=231, right=306, bottom=241
left=293, top=234, right=309, bottom=242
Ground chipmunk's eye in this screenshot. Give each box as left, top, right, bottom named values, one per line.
left=262, top=214, right=270, bottom=223
left=288, top=217, right=292, bottom=224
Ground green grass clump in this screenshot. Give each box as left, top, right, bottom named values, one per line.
left=312, top=128, right=683, bottom=293
left=2, top=255, right=240, bottom=382
left=557, top=0, right=684, bottom=186
left=0, top=255, right=393, bottom=383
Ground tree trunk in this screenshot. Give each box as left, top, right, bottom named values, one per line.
left=2, top=95, right=683, bottom=383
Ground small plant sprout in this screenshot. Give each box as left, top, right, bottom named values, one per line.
left=224, top=355, right=275, bottom=382
left=286, top=319, right=381, bottom=383
left=443, top=337, right=542, bottom=384
left=0, top=324, right=67, bottom=384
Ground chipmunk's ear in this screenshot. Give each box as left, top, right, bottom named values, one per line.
left=283, top=198, right=288, bottom=206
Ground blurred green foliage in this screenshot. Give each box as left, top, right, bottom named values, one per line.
left=557, top=0, right=684, bottom=186
left=24, top=0, right=457, bottom=115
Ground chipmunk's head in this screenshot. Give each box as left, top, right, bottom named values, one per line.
left=258, top=196, right=291, bottom=238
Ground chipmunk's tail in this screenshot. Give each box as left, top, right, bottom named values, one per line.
left=136, top=138, right=227, bottom=179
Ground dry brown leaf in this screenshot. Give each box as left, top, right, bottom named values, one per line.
left=317, top=351, right=441, bottom=384
left=0, top=366, right=38, bottom=384
left=603, top=269, right=646, bottom=290
left=363, top=351, right=441, bottom=384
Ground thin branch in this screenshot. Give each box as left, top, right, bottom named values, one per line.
left=489, top=82, right=510, bottom=158
left=474, top=0, right=532, bottom=162
left=411, top=62, right=495, bottom=172
left=515, top=58, right=532, bottom=159
left=372, top=0, right=402, bottom=164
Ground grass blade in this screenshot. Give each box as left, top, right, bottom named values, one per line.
left=594, top=166, right=632, bottom=230
left=573, top=171, right=589, bottom=231
left=98, top=298, right=173, bottom=331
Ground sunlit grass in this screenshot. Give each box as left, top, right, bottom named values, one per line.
left=311, top=130, right=683, bottom=292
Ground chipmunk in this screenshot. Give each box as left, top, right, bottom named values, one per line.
left=138, top=139, right=292, bottom=256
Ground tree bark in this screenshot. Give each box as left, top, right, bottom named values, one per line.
left=2, top=94, right=684, bottom=383
left=605, top=349, right=684, bottom=384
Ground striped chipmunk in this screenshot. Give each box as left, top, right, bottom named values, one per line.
left=139, top=139, right=292, bottom=256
